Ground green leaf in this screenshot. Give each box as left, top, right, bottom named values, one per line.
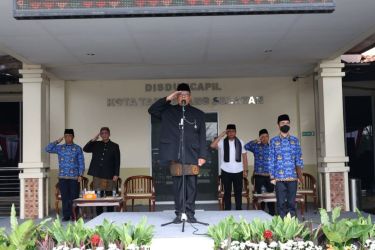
left=10, top=204, right=18, bottom=232
left=319, top=208, right=330, bottom=226
left=332, top=207, right=341, bottom=223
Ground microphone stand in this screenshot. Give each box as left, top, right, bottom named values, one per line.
left=161, top=100, right=208, bottom=232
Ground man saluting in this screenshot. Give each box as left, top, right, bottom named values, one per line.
left=148, top=83, right=207, bottom=223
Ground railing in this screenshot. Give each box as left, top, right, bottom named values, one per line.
left=0, top=167, right=20, bottom=216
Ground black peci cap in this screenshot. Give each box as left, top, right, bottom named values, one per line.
left=64, top=129, right=74, bottom=136
left=226, top=124, right=236, bottom=130
left=177, top=83, right=191, bottom=92
left=259, top=129, right=268, bottom=136
left=100, top=127, right=110, bottom=133
left=277, top=114, right=290, bottom=124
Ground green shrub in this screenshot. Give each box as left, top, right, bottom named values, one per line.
left=270, top=214, right=310, bottom=242
left=318, top=207, right=373, bottom=249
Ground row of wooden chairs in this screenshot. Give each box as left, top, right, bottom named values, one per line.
left=55, top=175, right=156, bottom=215
left=217, top=173, right=318, bottom=211
left=55, top=173, right=317, bottom=215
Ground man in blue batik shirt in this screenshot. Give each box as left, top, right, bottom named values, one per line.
left=269, top=114, right=303, bottom=218
left=245, top=128, right=275, bottom=215
left=46, top=129, right=85, bottom=221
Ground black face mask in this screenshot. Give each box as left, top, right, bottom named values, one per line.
left=280, top=125, right=290, bottom=133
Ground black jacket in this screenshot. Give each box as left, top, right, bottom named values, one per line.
left=83, top=140, right=120, bottom=179
left=148, top=97, right=207, bottom=165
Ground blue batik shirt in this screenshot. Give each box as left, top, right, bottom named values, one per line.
left=46, top=142, right=85, bottom=179
left=244, top=140, right=271, bottom=176
left=269, top=135, right=303, bottom=181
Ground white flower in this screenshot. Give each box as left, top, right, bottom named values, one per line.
left=297, top=241, right=305, bottom=249
left=269, top=241, right=278, bottom=248
left=96, top=247, right=105, bottom=250
left=231, top=241, right=240, bottom=246
left=126, top=244, right=137, bottom=250
left=240, top=242, right=246, bottom=250
left=285, top=240, right=294, bottom=247
left=221, top=239, right=229, bottom=248
left=229, top=245, right=240, bottom=250
left=305, top=241, right=314, bottom=247
left=259, top=241, right=268, bottom=250
left=279, top=242, right=292, bottom=250
left=108, top=243, right=120, bottom=250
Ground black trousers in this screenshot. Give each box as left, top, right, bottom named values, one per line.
left=221, top=170, right=243, bottom=210
left=254, top=175, right=275, bottom=215
left=275, top=181, right=298, bottom=218
left=172, top=175, right=197, bottom=217
left=59, top=178, right=79, bottom=219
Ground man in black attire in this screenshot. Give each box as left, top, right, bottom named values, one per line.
left=148, top=83, right=207, bottom=223
left=83, top=127, right=120, bottom=215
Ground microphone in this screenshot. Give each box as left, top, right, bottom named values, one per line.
left=181, top=100, right=186, bottom=106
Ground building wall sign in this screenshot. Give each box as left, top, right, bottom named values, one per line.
left=108, top=83, right=263, bottom=106
left=107, top=96, right=263, bottom=107
left=145, top=82, right=222, bottom=92
left=107, top=83, right=262, bottom=106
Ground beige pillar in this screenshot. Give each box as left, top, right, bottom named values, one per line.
left=315, top=57, right=350, bottom=211
left=18, top=64, right=50, bottom=219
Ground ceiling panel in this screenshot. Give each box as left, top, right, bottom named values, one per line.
left=49, top=62, right=313, bottom=80
left=37, top=18, right=128, bottom=36
left=55, top=34, right=143, bottom=64
left=206, top=30, right=287, bottom=63
left=128, top=17, right=211, bottom=64
left=0, top=0, right=374, bottom=80
left=0, top=35, right=77, bottom=64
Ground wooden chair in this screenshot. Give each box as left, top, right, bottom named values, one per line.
left=251, top=175, right=306, bottom=218
left=253, top=192, right=305, bottom=219
left=55, top=176, right=88, bottom=215
left=217, top=175, right=250, bottom=210
left=89, top=177, right=123, bottom=195
left=123, top=175, right=156, bottom=212
left=297, top=173, right=318, bottom=210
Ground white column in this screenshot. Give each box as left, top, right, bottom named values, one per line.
left=18, top=64, right=50, bottom=219
left=315, top=57, right=350, bottom=211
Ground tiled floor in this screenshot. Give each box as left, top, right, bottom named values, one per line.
left=1, top=202, right=374, bottom=233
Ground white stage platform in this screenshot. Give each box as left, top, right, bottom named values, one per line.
left=85, top=210, right=272, bottom=250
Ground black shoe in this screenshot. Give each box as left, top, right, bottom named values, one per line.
left=62, top=217, right=70, bottom=222
left=187, top=215, right=197, bottom=223
left=173, top=216, right=182, bottom=224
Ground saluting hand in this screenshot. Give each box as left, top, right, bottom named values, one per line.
left=219, top=130, right=227, bottom=138
left=92, top=133, right=100, bottom=142
left=56, top=137, right=64, bottom=144
left=166, top=91, right=181, bottom=101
